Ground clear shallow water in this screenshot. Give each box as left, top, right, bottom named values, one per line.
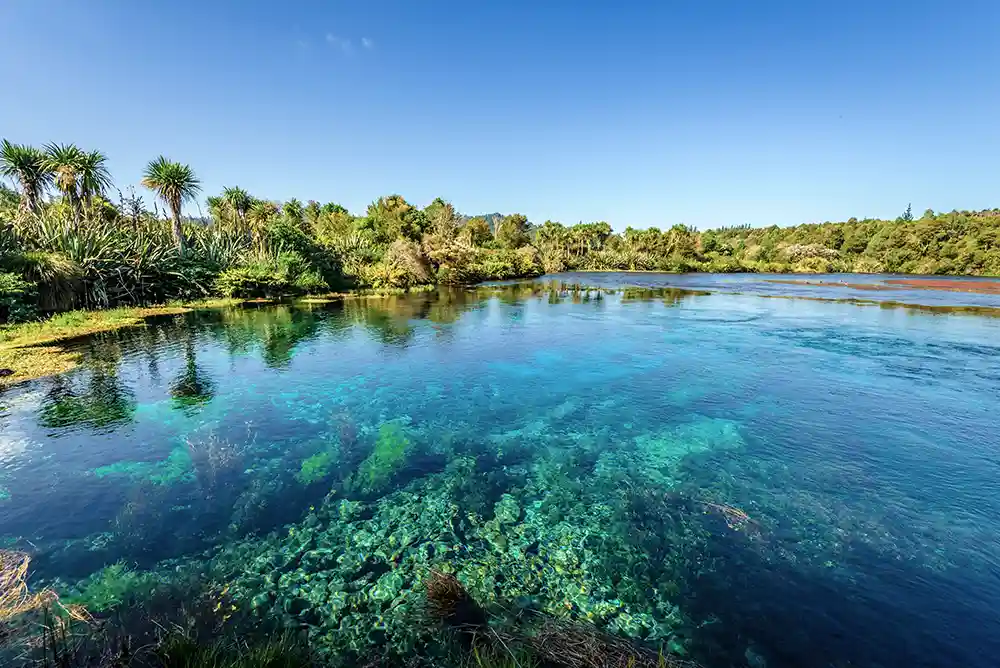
left=1, top=275, right=1000, bottom=667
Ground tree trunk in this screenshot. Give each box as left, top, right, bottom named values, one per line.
left=19, top=179, right=36, bottom=218
left=172, top=209, right=186, bottom=256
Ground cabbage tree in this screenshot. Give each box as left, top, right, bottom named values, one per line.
left=142, top=157, right=201, bottom=254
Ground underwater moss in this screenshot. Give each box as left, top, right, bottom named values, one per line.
left=351, top=421, right=411, bottom=493
left=65, top=561, right=155, bottom=612
left=296, top=449, right=337, bottom=485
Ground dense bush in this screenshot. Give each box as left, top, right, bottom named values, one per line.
left=0, top=271, right=35, bottom=322
left=216, top=252, right=328, bottom=298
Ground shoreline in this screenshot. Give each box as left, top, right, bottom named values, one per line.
left=0, top=299, right=246, bottom=388
left=5, top=273, right=1000, bottom=388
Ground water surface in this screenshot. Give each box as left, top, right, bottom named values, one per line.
left=1, top=274, right=999, bottom=667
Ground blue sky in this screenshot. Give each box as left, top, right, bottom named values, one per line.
left=1, top=1, right=998, bottom=229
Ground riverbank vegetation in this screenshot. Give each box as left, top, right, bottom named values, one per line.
left=0, top=300, right=241, bottom=387
left=3, top=138, right=1000, bottom=326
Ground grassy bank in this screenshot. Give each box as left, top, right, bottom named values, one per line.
left=0, top=299, right=243, bottom=387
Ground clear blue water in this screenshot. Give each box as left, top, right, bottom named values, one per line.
left=2, top=274, right=999, bottom=667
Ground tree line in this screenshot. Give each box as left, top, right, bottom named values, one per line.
left=2, top=138, right=999, bottom=322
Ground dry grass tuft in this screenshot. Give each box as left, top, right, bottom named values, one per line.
left=425, top=570, right=488, bottom=631
left=529, top=619, right=701, bottom=668
left=0, top=550, right=56, bottom=624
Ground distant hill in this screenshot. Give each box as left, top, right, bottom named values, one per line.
left=458, top=212, right=505, bottom=231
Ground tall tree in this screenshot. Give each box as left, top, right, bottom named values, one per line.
left=248, top=199, right=279, bottom=250
left=222, top=186, right=252, bottom=230
left=495, top=213, right=530, bottom=248
left=283, top=198, right=304, bottom=227
left=78, top=150, right=113, bottom=204
left=43, top=143, right=86, bottom=219
left=424, top=197, right=459, bottom=237
left=0, top=139, right=51, bottom=215
left=141, top=156, right=201, bottom=254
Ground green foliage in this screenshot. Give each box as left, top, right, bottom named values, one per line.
left=66, top=561, right=155, bottom=612
left=0, top=139, right=51, bottom=214
left=0, top=271, right=36, bottom=323
left=296, top=448, right=337, bottom=485
left=216, top=251, right=329, bottom=298
left=3, top=135, right=999, bottom=327
left=351, top=421, right=410, bottom=493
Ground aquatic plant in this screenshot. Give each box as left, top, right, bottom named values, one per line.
left=156, top=632, right=315, bottom=668
left=149, top=446, right=195, bottom=485
left=188, top=433, right=247, bottom=494
left=66, top=561, right=154, bottom=612
left=462, top=639, right=539, bottom=668
left=295, top=449, right=336, bottom=485
left=425, top=570, right=488, bottom=630
left=349, top=420, right=411, bottom=493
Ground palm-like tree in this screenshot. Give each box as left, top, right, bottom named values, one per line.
left=283, top=198, right=304, bottom=226
left=78, top=150, right=113, bottom=204
left=141, top=156, right=201, bottom=254
left=248, top=198, right=278, bottom=250
left=221, top=186, right=252, bottom=230
left=42, top=143, right=86, bottom=220
left=0, top=139, right=52, bottom=215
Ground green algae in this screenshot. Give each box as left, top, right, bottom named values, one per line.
left=93, top=460, right=156, bottom=480
left=296, top=449, right=337, bottom=485
left=65, top=561, right=156, bottom=612
left=348, top=420, right=411, bottom=494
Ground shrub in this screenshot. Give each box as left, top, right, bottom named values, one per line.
left=0, top=272, right=36, bottom=323
left=4, top=251, right=84, bottom=312
left=216, top=265, right=287, bottom=298
left=215, top=251, right=329, bottom=298
left=66, top=562, right=156, bottom=612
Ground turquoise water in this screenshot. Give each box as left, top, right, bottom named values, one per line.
left=2, top=275, right=1000, bottom=666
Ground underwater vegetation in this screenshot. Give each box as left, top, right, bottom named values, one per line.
left=296, top=449, right=337, bottom=486
left=62, top=561, right=155, bottom=612
left=348, top=420, right=412, bottom=494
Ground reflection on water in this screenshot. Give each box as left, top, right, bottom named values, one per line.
left=2, top=277, right=1000, bottom=667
